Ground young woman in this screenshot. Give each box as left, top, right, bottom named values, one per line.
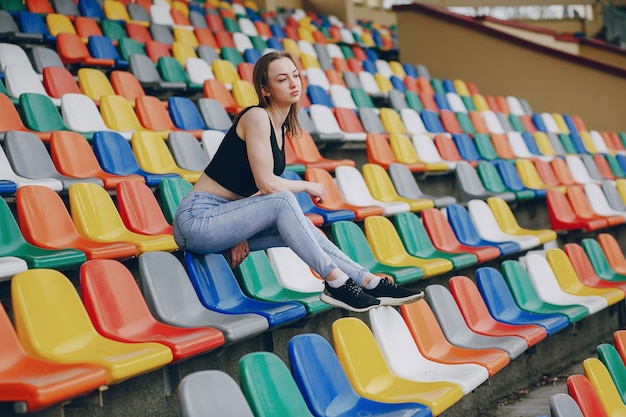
left=172, top=51, right=422, bottom=312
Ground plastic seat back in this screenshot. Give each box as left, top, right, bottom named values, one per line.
left=239, top=352, right=314, bottom=417
left=100, top=94, right=147, bottom=132
left=43, top=66, right=81, bottom=98
left=77, top=67, right=116, bottom=102
left=168, top=131, right=210, bottom=171
left=131, top=131, right=201, bottom=182
left=116, top=181, right=173, bottom=235
left=597, top=343, right=626, bottom=404
left=179, top=370, right=254, bottom=417
left=60, top=92, right=114, bottom=135
left=583, top=358, right=626, bottom=415
left=134, top=95, right=177, bottom=132
left=19, top=92, right=68, bottom=134
left=197, top=98, right=232, bottom=132
left=550, top=393, right=585, bottom=417
left=168, top=96, right=209, bottom=130
left=158, top=177, right=193, bottom=223
left=567, top=374, right=609, bottom=417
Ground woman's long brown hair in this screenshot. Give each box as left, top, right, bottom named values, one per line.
left=252, top=51, right=302, bottom=139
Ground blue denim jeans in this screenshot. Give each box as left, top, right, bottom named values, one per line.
left=173, top=190, right=368, bottom=285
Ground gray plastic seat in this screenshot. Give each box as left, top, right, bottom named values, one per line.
left=496, top=112, right=514, bottom=132
left=343, top=71, right=362, bottom=90
left=388, top=163, right=456, bottom=208
left=129, top=54, right=186, bottom=92
left=52, top=0, right=80, bottom=17
left=549, top=392, right=584, bottom=417
left=312, top=43, right=333, bottom=71
left=416, top=64, right=430, bottom=79
left=4, top=131, right=103, bottom=190
left=580, top=154, right=605, bottom=182
left=546, top=133, right=566, bottom=155
left=425, top=284, right=527, bottom=359
left=138, top=251, right=269, bottom=345
left=389, top=89, right=408, bottom=111
left=127, top=4, right=151, bottom=24
left=168, top=131, right=210, bottom=171
left=197, top=45, right=220, bottom=66
left=358, top=107, right=386, bottom=134
left=455, top=161, right=516, bottom=202
left=188, top=10, right=207, bottom=29
left=179, top=370, right=255, bottom=417
left=150, top=24, right=174, bottom=46
left=31, top=46, right=65, bottom=75
left=197, top=98, right=232, bottom=132
left=0, top=10, right=43, bottom=43
left=602, top=180, right=626, bottom=211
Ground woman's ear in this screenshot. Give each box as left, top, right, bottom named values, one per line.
left=261, top=84, right=270, bottom=98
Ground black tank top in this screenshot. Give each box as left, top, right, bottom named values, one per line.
left=204, top=106, right=286, bottom=197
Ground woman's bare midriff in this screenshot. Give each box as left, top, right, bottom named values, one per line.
left=191, top=173, right=245, bottom=201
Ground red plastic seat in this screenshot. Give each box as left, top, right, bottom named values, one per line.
left=126, top=22, right=152, bottom=44
left=0, top=302, right=106, bottom=413
left=449, top=275, right=547, bottom=347
left=42, top=66, right=81, bottom=98
left=490, top=133, right=517, bottom=159
left=287, top=130, right=355, bottom=172
left=80, top=259, right=225, bottom=362
left=546, top=188, right=607, bottom=232
left=597, top=233, right=626, bottom=275
left=110, top=70, right=147, bottom=103
left=16, top=185, right=137, bottom=260
left=421, top=207, right=501, bottom=263
left=439, top=110, right=463, bottom=134
left=400, top=300, right=509, bottom=377
left=195, top=27, right=218, bottom=48
left=614, top=330, right=626, bottom=365
left=56, top=33, right=115, bottom=67
left=434, top=134, right=477, bottom=168
left=135, top=95, right=203, bottom=138
left=365, top=133, right=425, bottom=172
left=567, top=185, right=622, bottom=227
left=115, top=181, right=173, bottom=236
left=563, top=243, right=626, bottom=294
left=567, top=374, right=608, bottom=417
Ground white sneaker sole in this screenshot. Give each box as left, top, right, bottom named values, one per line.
left=376, top=291, right=424, bottom=306
left=319, top=292, right=380, bottom=313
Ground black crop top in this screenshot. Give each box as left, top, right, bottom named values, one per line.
left=204, top=106, right=286, bottom=197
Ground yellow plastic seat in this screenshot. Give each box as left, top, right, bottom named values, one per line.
left=364, top=216, right=453, bottom=278
left=551, top=113, right=570, bottom=134
left=362, top=163, right=434, bottom=212
left=231, top=79, right=259, bottom=109
left=297, top=26, right=315, bottom=43
left=379, top=107, right=407, bottom=135
left=212, top=59, right=240, bottom=89
left=472, top=94, right=491, bottom=112
left=546, top=248, right=624, bottom=305
left=453, top=79, right=470, bottom=96
left=77, top=68, right=117, bottom=103
left=583, top=358, right=626, bottom=416
left=616, top=179, right=626, bottom=205
left=332, top=317, right=463, bottom=416
left=374, top=73, right=393, bottom=95
left=579, top=131, right=599, bottom=154
left=532, top=132, right=558, bottom=158
left=11, top=268, right=173, bottom=385
left=360, top=31, right=376, bottom=48
left=281, top=38, right=300, bottom=57
left=173, top=27, right=199, bottom=48
left=486, top=197, right=557, bottom=244
left=390, top=134, right=450, bottom=172
left=172, top=41, right=197, bottom=67
left=171, top=0, right=189, bottom=17
left=389, top=61, right=406, bottom=79
left=131, top=131, right=201, bottom=183
left=69, top=183, right=177, bottom=254
left=46, top=13, right=77, bottom=37
left=100, top=95, right=170, bottom=139
left=103, top=0, right=149, bottom=27
left=515, top=159, right=566, bottom=194
left=300, top=53, right=321, bottom=70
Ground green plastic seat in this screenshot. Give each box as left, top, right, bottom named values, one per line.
left=222, top=17, right=241, bottom=33
left=605, top=154, right=626, bottom=178
left=558, top=133, right=578, bottom=154
left=157, top=56, right=202, bottom=91
left=18, top=93, right=71, bottom=135
left=331, top=220, right=424, bottom=284
left=582, top=237, right=626, bottom=282
left=429, top=78, right=445, bottom=94
left=239, top=351, right=315, bottom=417
left=477, top=161, right=535, bottom=201
left=101, top=19, right=127, bottom=44
left=508, top=114, right=526, bottom=132
left=249, top=35, right=268, bottom=52
left=393, top=212, right=478, bottom=271
left=0, top=0, right=26, bottom=12
left=350, top=87, right=376, bottom=109
left=221, top=46, right=244, bottom=67
left=501, top=260, right=588, bottom=323
left=405, top=90, right=423, bottom=112
left=118, top=38, right=146, bottom=61
left=235, top=251, right=332, bottom=316
left=0, top=197, right=86, bottom=269
left=455, top=112, right=477, bottom=135
left=473, top=134, right=499, bottom=161
left=460, top=95, right=476, bottom=111
left=158, top=177, right=193, bottom=224
left=339, top=44, right=355, bottom=59
left=597, top=343, right=626, bottom=404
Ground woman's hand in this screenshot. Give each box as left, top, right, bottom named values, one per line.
left=307, top=181, right=327, bottom=204
left=229, top=240, right=250, bottom=268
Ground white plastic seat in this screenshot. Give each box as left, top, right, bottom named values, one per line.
left=186, top=58, right=215, bottom=85
left=265, top=247, right=324, bottom=293
left=4, top=65, right=61, bottom=106
left=481, top=110, right=505, bottom=134
left=329, top=85, right=357, bottom=109
left=61, top=93, right=132, bottom=140
left=583, top=183, right=626, bottom=220
left=232, top=32, right=253, bottom=54
left=589, top=130, right=611, bottom=154
left=335, top=165, right=410, bottom=215
left=400, top=108, right=428, bottom=135
left=374, top=59, right=393, bottom=79
left=0, top=256, right=28, bottom=282
left=238, top=17, right=258, bottom=37
left=305, top=67, right=330, bottom=91
left=540, top=112, right=562, bottom=134
left=167, top=132, right=210, bottom=171
left=506, top=96, right=525, bottom=116
left=525, top=251, right=608, bottom=315
left=358, top=71, right=384, bottom=97
left=0, top=43, right=35, bottom=73
left=565, top=155, right=598, bottom=185
left=467, top=199, right=540, bottom=250
left=369, top=306, right=489, bottom=395
left=411, top=134, right=456, bottom=170
left=340, top=28, right=355, bottom=44
left=150, top=3, right=174, bottom=26
left=0, top=145, right=62, bottom=191
left=297, top=40, right=317, bottom=58
left=506, top=131, right=547, bottom=160
left=326, top=43, right=344, bottom=59
left=200, top=130, right=225, bottom=161
left=446, top=92, right=467, bottom=113
left=309, top=104, right=365, bottom=142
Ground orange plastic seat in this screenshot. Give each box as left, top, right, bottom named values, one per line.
left=145, top=40, right=171, bottom=62
left=550, top=157, right=578, bottom=187
left=16, top=185, right=137, bottom=260
left=288, top=131, right=355, bottom=171
left=366, top=133, right=426, bottom=172
left=400, top=300, right=509, bottom=377
left=0, top=302, right=106, bottom=414
left=110, top=70, right=147, bottom=103
left=433, top=134, right=475, bottom=167
left=449, top=275, right=547, bottom=347
left=567, top=185, right=623, bottom=228
left=614, top=331, right=626, bottom=365
left=56, top=32, right=115, bottom=68
left=534, top=158, right=570, bottom=187
left=135, top=95, right=203, bottom=139
left=421, top=208, right=500, bottom=263
left=203, top=79, right=240, bottom=115
left=468, top=111, right=490, bottom=134
left=567, top=374, right=608, bottom=417
left=564, top=243, right=626, bottom=294
left=80, top=259, right=225, bottom=362
left=546, top=188, right=608, bottom=232
left=42, top=66, right=81, bottom=98
left=75, top=16, right=103, bottom=42
left=49, top=130, right=145, bottom=190
left=305, top=168, right=384, bottom=221
left=597, top=233, right=626, bottom=276
left=116, top=181, right=173, bottom=236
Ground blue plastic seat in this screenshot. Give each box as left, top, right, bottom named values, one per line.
left=420, top=109, right=445, bottom=134
left=520, top=132, right=544, bottom=157
left=492, top=159, right=546, bottom=198
left=307, top=84, right=334, bottom=107
left=0, top=180, right=17, bottom=195
left=78, top=0, right=104, bottom=20
left=442, top=79, right=456, bottom=93
left=445, top=204, right=520, bottom=256
left=403, top=63, right=417, bottom=78
left=266, top=37, right=283, bottom=51
left=531, top=113, right=548, bottom=132
left=281, top=171, right=354, bottom=224
left=362, top=59, right=377, bottom=74
left=475, top=267, right=570, bottom=335
left=92, top=131, right=179, bottom=186
left=567, top=132, right=590, bottom=154
left=269, top=23, right=285, bottom=38
left=243, top=48, right=261, bottom=64
left=452, top=133, right=481, bottom=162
left=561, top=114, right=579, bottom=134
left=184, top=252, right=307, bottom=329
left=168, top=96, right=209, bottom=131
left=17, top=11, right=55, bottom=43
left=433, top=93, right=451, bottom=111
left=288, top=333, right=431, bottom=417
left=87, top=35, right=128, bottom=69
left=389, top=75, right=406, bottom=93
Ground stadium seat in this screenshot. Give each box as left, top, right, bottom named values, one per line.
left=366, top=133, right=426, bottom=172
left=77, top=67, right=116, bottom=104
left=546, top=188, right=607, bottom=232
left=567, top=374, right=609, bottom=417
left=582, top=237, right=626, bottom=282
left=61, top=93, right=128, bottom=139
left=43, top=66, right=81, bottom=99
left=158, top=177, right=192, bottom=224
left=135, top=96, right=203, bottom=139
left=167, top=132, right=211, bottom=171
left=583, top=358, right=626, bottom=416
left=567, top=185, right=623, bottom=227
left=597, top=233, right=626, bottom=275
left=129, top=54, right=187, bottom=93
left=68, top=182, right=177, bottom=253
left=12, top=268, right=173, bottom=385
left=56, top=32, right=115, bottom=67
left=0, top=88, right=58, bottom=138
left=18, top=93, right=71, bottom=139
left=549, top=393, right=585, bottom=417
left=362, top=163, right=434, bottom=211
left=563, top=242, right=626, bottom=294
left=597, top=343, right=626, bottom=404
left=477, top=161, right=535, bottom=201
left=0, top=256, right=27, bottom=282
left=100, top=94, right=170, bottom=138
left=139, top=251, right=268, bottom=345
left=111, top=70, right=147, bottom=103
left=178, top=370, right=254, bottom=417
left=264, top=246, right=325, bottom=294
left=87, top=35, right=128, bottom=69
left=116, top=181, right=173, bottom=236
left=184, top=252, right=307, bottom=328
left=583, top=183, right=626, bottom=221
left=80, top=259, right=224, bottom=362
left=455, top=161, right=516, bottom=202
left=168, top=96, right=209, bottom=131
left=158, top=55, right=202, bottom=91
left=197, top=98, right=233, bottom=132
left=0, top=302, right=107, bottom=414
left=4, top=64, right=61, bottom=106
left=332, top=317, right=462, bottom=416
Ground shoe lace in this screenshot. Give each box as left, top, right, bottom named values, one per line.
left=380, top=277, right=397, bottom=288
left=345, top=280, right=362, bottom=295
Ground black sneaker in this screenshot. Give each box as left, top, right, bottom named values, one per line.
left=320, top=278, right=381, bottom=313
left=363, top=278, right=424, bottom=306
